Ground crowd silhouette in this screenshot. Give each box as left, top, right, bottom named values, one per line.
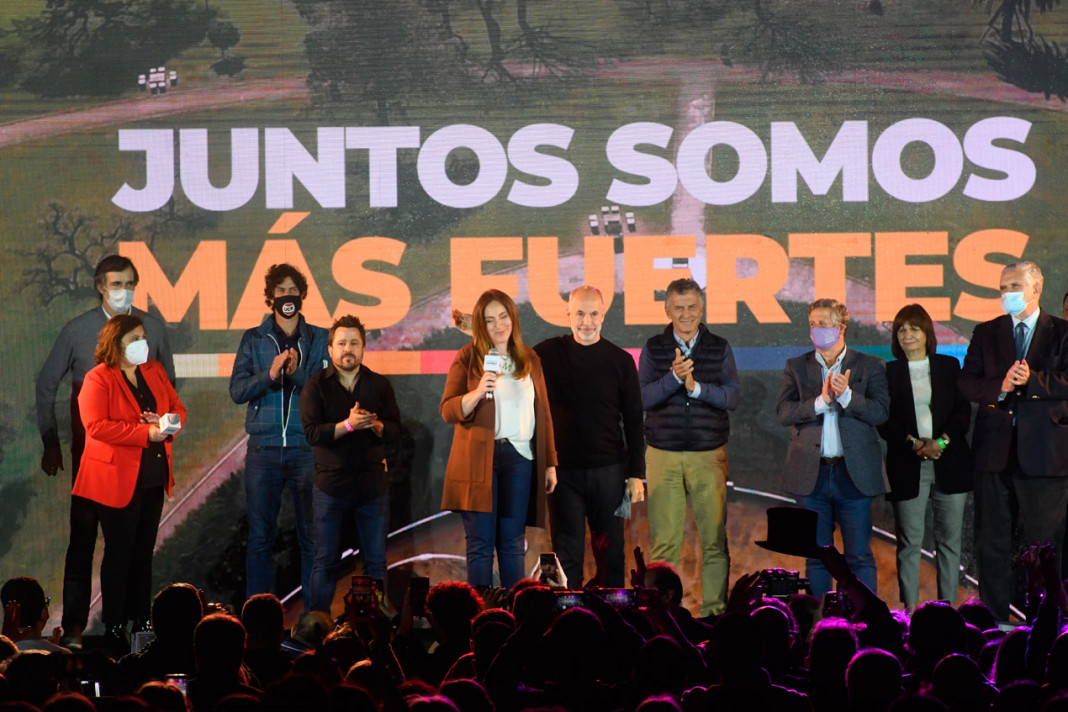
left=3, top=543, right=1068, bottom=711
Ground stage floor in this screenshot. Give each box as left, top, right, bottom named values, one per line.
left=285, top=494, right=978, bottom=626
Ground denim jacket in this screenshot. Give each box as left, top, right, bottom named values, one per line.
left=229, top=314, right=329, bottom=448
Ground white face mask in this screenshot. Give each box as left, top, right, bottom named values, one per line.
left=1001, top=291, right=1028, bottom=317
left=125, top=339, right=149, bottom=366
left=108, top=288, right=135, bottom=312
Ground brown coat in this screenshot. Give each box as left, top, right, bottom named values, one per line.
left=439, top=343, right=557, bottom=527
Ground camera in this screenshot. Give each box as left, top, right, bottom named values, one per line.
left=595, top=588, right=639, bottom=610
left=760, top=568, right=810, bottom=600
left=822, top=591, right=856, bottom=619
left=350, top=575, right=379, bottom=621
left=409, top=576, right=430, bottom=617
left=539, top=552, right=562, bottom=585
left=553, top=590, right=585, bottom=611
left=164, top=673, right=188, bottom=697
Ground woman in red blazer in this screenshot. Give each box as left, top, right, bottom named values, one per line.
left=75, top=314, right=186, bottom=651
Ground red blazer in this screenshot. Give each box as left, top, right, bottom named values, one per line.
left=73, top=360, right=186, bottom=508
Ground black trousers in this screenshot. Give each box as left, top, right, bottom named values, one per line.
left=61, top=408, right=98, bottom=632
left=975, top=435, right=1068, bottom=620
left=91, top=486, right=165, bottom=627
left=548, top=464, right=627, bottom=588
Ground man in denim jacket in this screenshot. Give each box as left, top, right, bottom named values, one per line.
left=230, top=263, right=328, bottom=600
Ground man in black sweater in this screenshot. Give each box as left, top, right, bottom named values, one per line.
left=299, top=315, right=400, bottom=614
left=535, top=285, right=645, bottom=588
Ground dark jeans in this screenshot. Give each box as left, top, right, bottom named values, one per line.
left=796, top=462, right=877, bottom=600
left=549, top=464, right=626, bottom=588
left=244, top=444, right=316, bottom=599
left=62, top=425, right=97, bottom=632
left=976, top=455, right=1068, bottom=620
left=91, top=486, right=165, bottom=626
left=308, top=486, right=388, bottom=613
left=460, top=440, right=533, bottom=590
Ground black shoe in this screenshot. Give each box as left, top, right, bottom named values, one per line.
left=104, top=624, right=130, bottom=656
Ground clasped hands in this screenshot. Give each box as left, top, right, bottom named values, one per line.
left=672, top=348, right=696, bottom=392
left=269, top=347, right=299, bottom=381
left=345, top=402, right=382, bottom=435
left=1001, top=359, right=1030, bottom=393
left=911, top=437, right=943, bottom=461
left=820, top=369, right=852, bottom=405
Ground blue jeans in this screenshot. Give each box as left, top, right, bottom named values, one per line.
left=308, top=486, right=388, bottom=614
left=796, top=462, right=876, bottom=600
left=460, top=440, right=533, bottom=589
left=244, top=444, right=316, bottom=599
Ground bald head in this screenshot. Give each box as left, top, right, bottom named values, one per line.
left=568, top=286, right=605, bottom=346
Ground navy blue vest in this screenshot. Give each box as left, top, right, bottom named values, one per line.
left=643, top=324, right=731, bottom=451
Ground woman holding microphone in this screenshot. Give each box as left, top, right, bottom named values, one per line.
left=878, top=304, right=972, bottom=611
left=75, top=314, right=185, bottom=651
left=440, top=289, right=557, bottom=590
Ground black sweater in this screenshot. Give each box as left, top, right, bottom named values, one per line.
left=299, top=364, right=400, bottom=502
left=533, top=335, right=645, bottom=478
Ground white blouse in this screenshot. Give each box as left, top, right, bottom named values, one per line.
left=492, top=355, right=535, bottom=460
left=908, top=357, right=933, bottom=439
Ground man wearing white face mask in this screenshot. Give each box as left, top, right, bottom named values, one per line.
left=35, top=254, right=174, bottom=648
left=959, top=260, right=1068, bottom=621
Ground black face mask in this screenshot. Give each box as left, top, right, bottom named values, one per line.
left=273, top=295, right=302, bottom=319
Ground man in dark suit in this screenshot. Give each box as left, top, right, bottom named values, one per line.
left=959, top=260, right=1068, bottom=620
left=776, top=298, right=890, bottom=599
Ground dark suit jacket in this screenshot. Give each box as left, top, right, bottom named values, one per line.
left=776, top=347, right=890, bottom=497
left=958, top=310, right=1068, bottom=477
left=878, top=355, right=974, bottom=501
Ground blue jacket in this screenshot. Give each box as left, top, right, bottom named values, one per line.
left=229, top=314, right=329, bottom=448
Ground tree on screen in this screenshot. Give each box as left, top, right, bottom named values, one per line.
left=207, top=19, right=245, bottom=78
left=20, top=199, right=214, bottom=306
left=296, top=0, right=617, bottom=119
left=979, top=0, right=1068, bottom=100
left=294, top=0, right=468, bottom=124
left=620, top=0, right=844, bottom=83
left=509, top=0, right=599, bottom=79
left=13, top=0, right=218, bottom=97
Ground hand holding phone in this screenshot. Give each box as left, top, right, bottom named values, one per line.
left=409, top=576, right=430, bottom=617
left=348, top=575, right=377, bottom=622
left=539, top=552, right=567, bottom=587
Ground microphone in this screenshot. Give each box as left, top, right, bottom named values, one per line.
left=483, top=347, right=502, bottom=401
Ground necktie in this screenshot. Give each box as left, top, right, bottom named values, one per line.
left=1015, top=322, right=1027, bottom=361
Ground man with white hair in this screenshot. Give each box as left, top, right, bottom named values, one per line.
left=959, top=260, right=1068, bottom=620
left=535, top=285, right=645, bottom=587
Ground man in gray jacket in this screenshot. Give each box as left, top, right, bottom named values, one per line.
left=36, top=254, right=174, bottom=645
left=776, top=298, right=889, bottom=599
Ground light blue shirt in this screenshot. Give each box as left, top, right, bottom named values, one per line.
left=672, top=331, right=702, bottom=399
left=813, top=346, right=853, bottom=458
left=998, top=308, right=1040, bottom=403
